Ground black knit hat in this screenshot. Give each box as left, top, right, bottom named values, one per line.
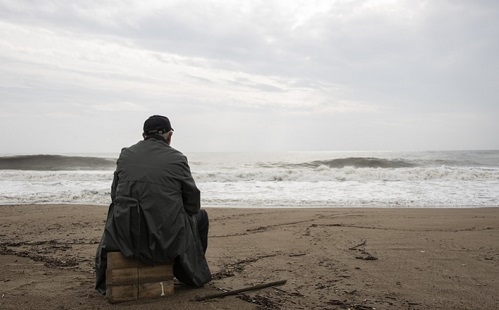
left=143, top=115, right=173, bottom=134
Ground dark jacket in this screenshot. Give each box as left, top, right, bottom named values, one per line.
left=95, top=137, right=211, bottom=293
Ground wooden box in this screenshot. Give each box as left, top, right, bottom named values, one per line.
left=106, top=252, right=174, bottom=303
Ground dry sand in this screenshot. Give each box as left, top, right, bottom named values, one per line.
left=0, top=204, right=498, bottom=309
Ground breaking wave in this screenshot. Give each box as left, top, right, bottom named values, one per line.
left=0, top=155, right=116, bottom=171
left=193, top=165, right=499, bottom=183
left=1, top=150, right=498, bottom=206
left=296, top=157, right=415, bottom=169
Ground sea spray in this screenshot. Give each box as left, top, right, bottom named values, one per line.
left=1, top=151, right=498, bottom=207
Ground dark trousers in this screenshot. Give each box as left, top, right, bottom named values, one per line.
left=173, top=209, right=210, bottom=286
left=193, top=209, right=209, bottom=253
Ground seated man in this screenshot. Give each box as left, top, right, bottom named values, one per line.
left=95, top=115, right=211, bottom=294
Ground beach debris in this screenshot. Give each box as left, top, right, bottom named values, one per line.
left=213, top=254, right=279, bottom=279
left=47, top=223, right=62, bottom=230
left=273, top=286, right=304, bottom=297
left=348, top=240, right=367, bottom=250
left=237, top=293, right=281, bottom=309
left=355, top=254, right=378, bottom=261
left=327, top=299, right=345, bottom=305
left=326, top=299, right=376, bottom=310
left=196, top=279, right=287, bottom=301
left=0, top=240, right=80, bottom=268
left=211, top=269, right=235, bottom=280
left=349, top=240, right=378, bottom=261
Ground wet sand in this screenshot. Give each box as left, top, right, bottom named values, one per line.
left=1, top=204, right=498, bottom=309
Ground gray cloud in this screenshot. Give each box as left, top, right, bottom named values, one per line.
left=0, top=0, right=498, bottom=153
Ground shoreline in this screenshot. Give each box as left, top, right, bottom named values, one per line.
left=2, top=203, right=498, bottom=208
left=1, top=204, right=498, bottom=309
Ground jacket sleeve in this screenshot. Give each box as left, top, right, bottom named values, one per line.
left=180, top=161, right=201, bottom=216
left=111, top=171, right=118, bottom=202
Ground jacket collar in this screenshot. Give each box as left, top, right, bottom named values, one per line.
left=145, top=134, right=167, bottom=143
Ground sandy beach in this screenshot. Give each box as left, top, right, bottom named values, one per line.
left=0, top=204, right=498, bottom=309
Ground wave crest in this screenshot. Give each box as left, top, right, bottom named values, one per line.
left=0, top=155, right=115, bottom=171
left=302, top=157, right=415, bottom=169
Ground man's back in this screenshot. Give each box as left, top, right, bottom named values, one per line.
left=95, top=116, right=211, bottom=294
left=110, top=138, right=199, bottom=262
left=115, top=138, right=200, bottom=215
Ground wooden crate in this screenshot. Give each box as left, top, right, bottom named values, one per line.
left=106, top=252, right=174, bottom=303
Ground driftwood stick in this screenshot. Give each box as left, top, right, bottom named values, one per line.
left=196, top=279, right=287, bottom=301
left=348, top=240, right=366, bottom=250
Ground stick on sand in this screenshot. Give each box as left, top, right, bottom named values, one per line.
left=196, top=279, right=287, bottom=301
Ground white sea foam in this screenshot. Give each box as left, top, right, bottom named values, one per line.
left=0, top=170, right=113, bottom=205
left=1, top=151, right=498, bottom=207
left=193, top=166, right=499, bottom=182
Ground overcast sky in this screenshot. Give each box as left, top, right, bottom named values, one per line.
left=1, top=0, right=498, bottom=154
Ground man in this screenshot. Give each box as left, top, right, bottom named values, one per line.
left=95, top=115, right=211, bottom=294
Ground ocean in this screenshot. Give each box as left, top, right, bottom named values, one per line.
left=0, top=150, right=498, bottom=208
